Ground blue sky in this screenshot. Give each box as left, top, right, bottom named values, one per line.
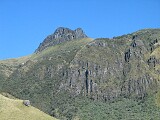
left=0, top=0, right=160, bottom=60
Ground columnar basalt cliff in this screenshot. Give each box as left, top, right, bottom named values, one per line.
left=1, top=28, right=160, bottom=119
left=61, top=32, right=160, bottom=101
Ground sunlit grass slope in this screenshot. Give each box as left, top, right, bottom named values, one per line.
left=31, top=38, right=93, bottom=60
left=0, top=94, right=57, bottom=120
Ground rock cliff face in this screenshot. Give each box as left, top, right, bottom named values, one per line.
left=1, top=28, right=160, bottom=118
left=35, top=27, right=88, bottom=53
left=61, top=31, right=160, bottom=101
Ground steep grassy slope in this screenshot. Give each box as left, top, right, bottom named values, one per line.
left=0, top=29, right=160, bottom=119
left=1, top=38, right=93, bottom=118
left=0, top=94, right=57, bottom=120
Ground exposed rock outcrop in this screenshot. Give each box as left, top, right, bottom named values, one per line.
left=35, top=27, right=88, bottom=53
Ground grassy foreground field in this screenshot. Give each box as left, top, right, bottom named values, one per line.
left=0, top=94, right=57, bottom=120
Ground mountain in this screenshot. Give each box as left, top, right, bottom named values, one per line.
left=0, top=28, right=160, bottom=119
left=0, top=93, right=57, bottom=120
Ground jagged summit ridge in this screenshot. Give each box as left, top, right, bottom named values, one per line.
left=35, top=27, right=88, bottom=53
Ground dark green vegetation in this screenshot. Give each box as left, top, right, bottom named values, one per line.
left=68, top=96, right=160, bottom=120
left=0, top=28, right=160, bottom=119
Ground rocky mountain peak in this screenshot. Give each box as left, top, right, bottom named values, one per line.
left=35, top=27, right=88, bottom=53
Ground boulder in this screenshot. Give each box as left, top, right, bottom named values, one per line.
left=23, top=100, right=30, bottom=107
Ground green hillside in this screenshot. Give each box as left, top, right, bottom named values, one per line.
left=0, top=94, right=57, bottom=120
